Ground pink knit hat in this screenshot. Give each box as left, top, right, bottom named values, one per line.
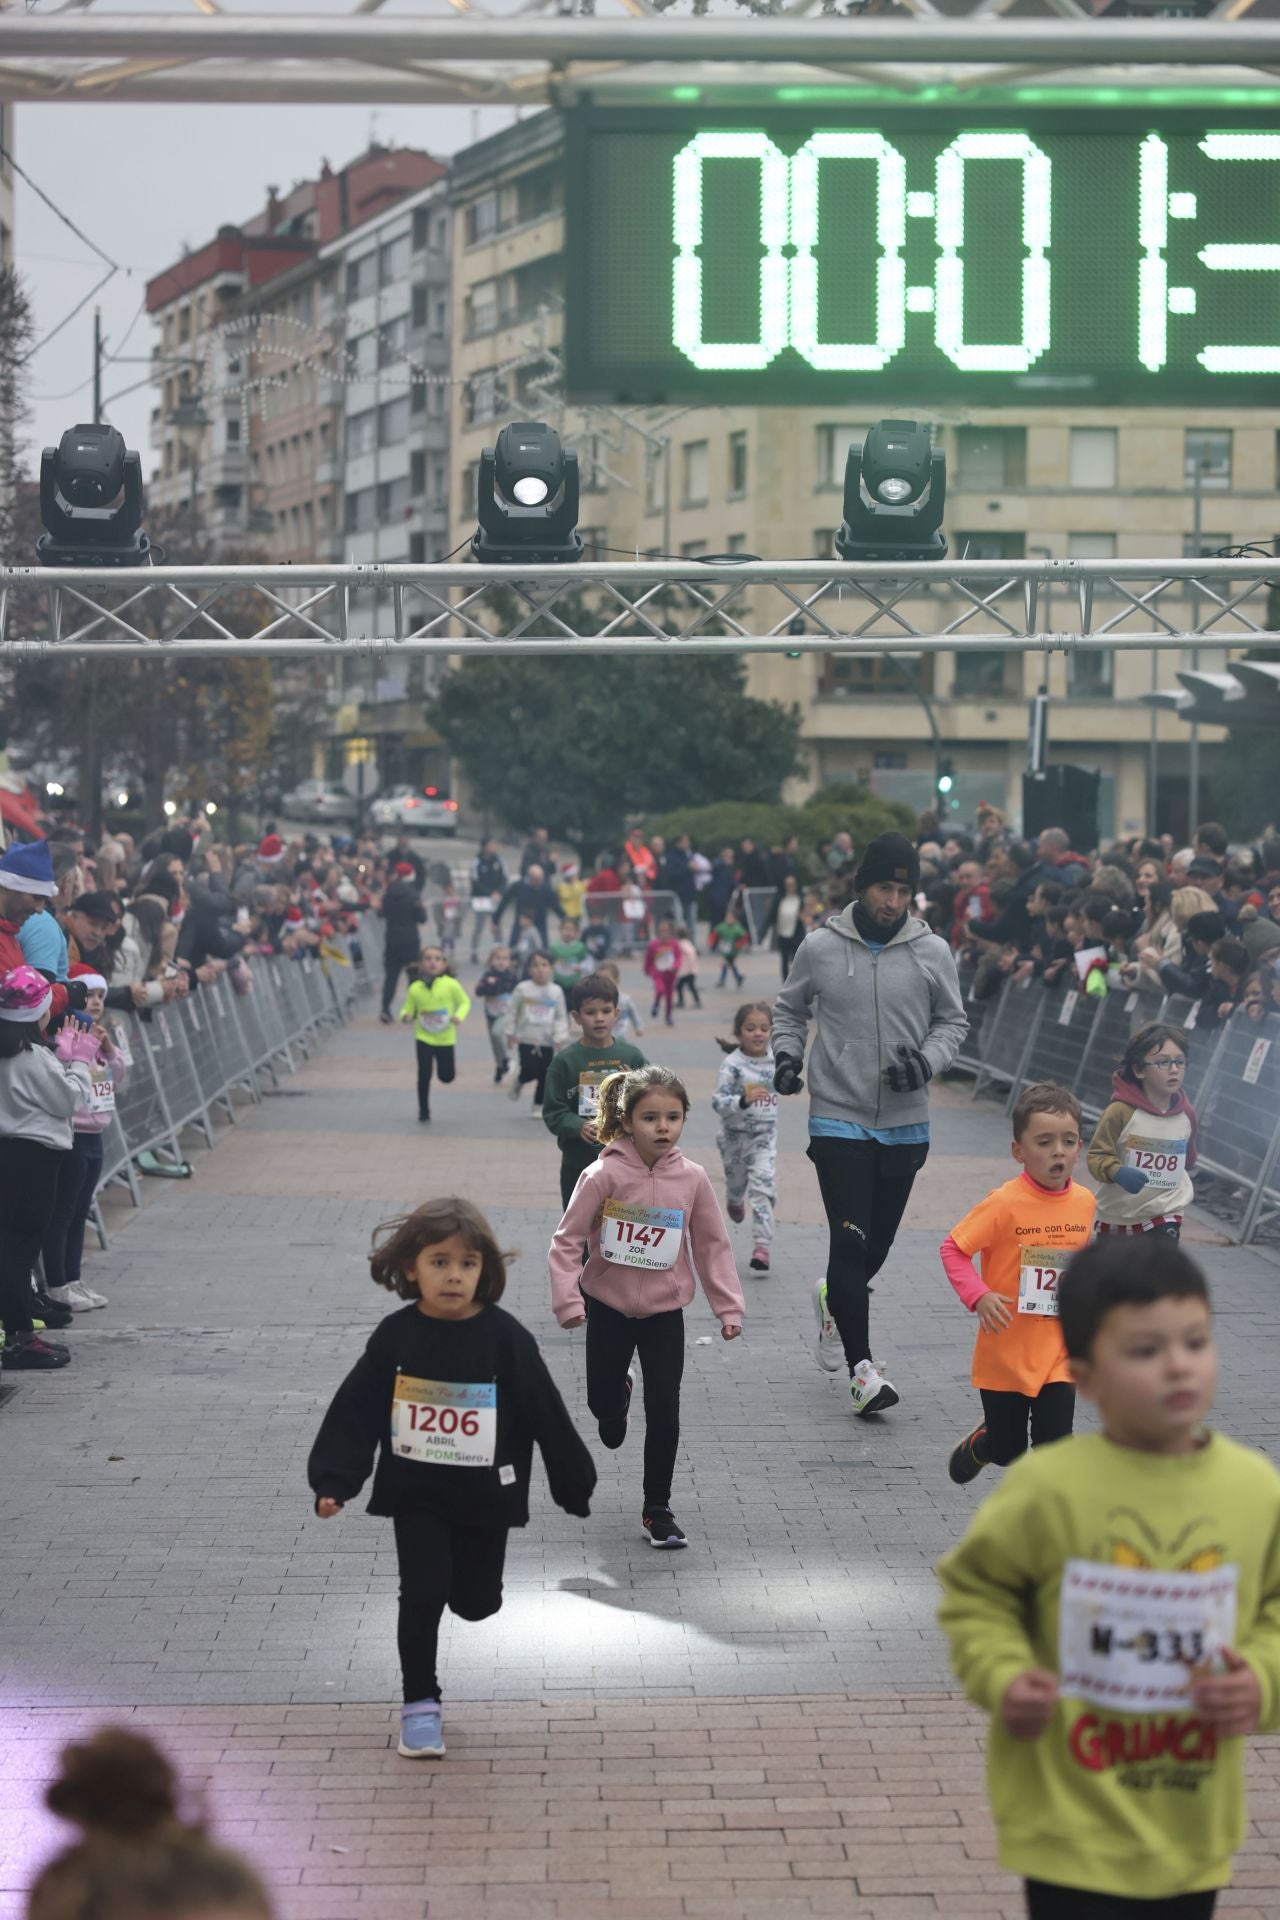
left=0, top=964, right=54, bottom=1023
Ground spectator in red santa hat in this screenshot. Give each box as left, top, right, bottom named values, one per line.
left=0, top=844, right=80, bottom=1023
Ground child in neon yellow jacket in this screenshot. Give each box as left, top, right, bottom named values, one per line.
left=399, top=944, right=470, bottom=1124
left=938, top=1235, right=1280, bottom=1919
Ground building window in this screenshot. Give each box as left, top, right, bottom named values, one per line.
left=380, top=234, right=411, bottom=287
left=433, top=217, right=447, bottom=253
left=644, top=447, right=664, bottom=517
left=816, top=423, right=866, bottom=490
left=466, top=372, right=503, bottom=425
left=344, top=488, right=375, bottom=535
left=580, top=526, right=608, bottom=558
left=410, top=450, right=426, bottom=497
left=377, top=477, right=411, bottom=519
left=1069, top=427, right=1117, bottom=488
left=954, top=531, right=1026, bottom=561
left=516, top=166, right=556, bottom=224
left=728, top=430, right=748, bottom=496
left=432, top=300, right=447, bottom=338
left=1185, top=429, right=1232, bottom=492
left=1068, top=651, right=1114, bottom=697
left=726, top=532, right=749, bottom=554
left=409, top=531, right=427, bottom=564
left=955, top=427, right=1026, bottom=490
left=467, top=278, right=499, bottom=336
left=466, top=192, right=498, bottom=244
left=412, top=207, right=429, bottom=252
left=431, top=460, right=446, bottom=505
left=411, top=283, right=428, bottom=330
left=681, top=440, right=709, bottom=506
left=349, top=332, right=377, bottom=377
left=680, top=540, right=709, bottom=560
left=1182, top=531, right=1231, bottom=559
left=580, top=433, right=606, bottom=493
left=1067, top=532, right=1117, bottom=560
left=378, top=396, right=410, bottom=446
left=377, top=317, right=408, bottom=367
left=820, top=654, right=935, bottom=698
left=954, top=652, right=1009, bottom=697
left=346, top=254, right=377, bottom=303
left=460, top=461, right=480, bottom=517
left=346, top=409, right=376, bottom=459
left=225, top=417, right=241, bottom=444
left=428, top=383, right=445, bottom=418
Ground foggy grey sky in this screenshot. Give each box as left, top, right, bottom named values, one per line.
left=19, top=71, right=516, bottom=478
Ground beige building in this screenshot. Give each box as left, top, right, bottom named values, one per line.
left=449, top=112, right=1277, bottom=842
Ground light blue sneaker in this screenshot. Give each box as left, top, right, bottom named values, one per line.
left=814, top=1279, right=844, bottom=1374
left=398, top=1698, right=445, bottom=1759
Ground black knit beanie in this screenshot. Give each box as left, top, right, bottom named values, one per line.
left=854, top=831, right=920, bottom=894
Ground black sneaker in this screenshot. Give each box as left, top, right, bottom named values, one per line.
left=418, top=1112, right=431, bottom=1124
left=597, top=1368, right=634, bottom=1450
left=3, top=1332, right=71, bottom=1370
left=379, top=1010, right=393, bottom=1026
left=642, top=1507, right=687, bottom=1549
left=948, top=1426, right=988, bottom=1486
left=33, top=1292, right=73, bottom=1330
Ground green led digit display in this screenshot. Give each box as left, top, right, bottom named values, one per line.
left=563, top=108, right=1280, bottom=405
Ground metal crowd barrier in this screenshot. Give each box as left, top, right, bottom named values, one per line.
left=951, top=970, right=1280, bottom=1248
left=577, top=888, right=682, bottom=954
left=92, top=922, right=374, bottom=1241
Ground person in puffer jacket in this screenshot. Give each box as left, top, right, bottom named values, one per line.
left=548, top=1064, right=745, bottom=1552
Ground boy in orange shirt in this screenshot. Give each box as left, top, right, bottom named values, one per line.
left=942, top=1082, right=1096, bottom=1485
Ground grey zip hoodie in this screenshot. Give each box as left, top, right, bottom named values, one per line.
left=771, top=907, right=968, bottom=1131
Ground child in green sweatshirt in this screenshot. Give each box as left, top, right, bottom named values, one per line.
left=938, top=1236, right=1280, bottom=1919
left=541, top=972, right=646, bottom=1208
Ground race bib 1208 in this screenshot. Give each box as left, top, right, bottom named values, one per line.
left=1125, top=1136, right=1187, bottom=1191
left=601, top=1199, right=684, bottom=1270
left=1059, top=1558, right=1238, bottom=1711
left=391, top=1375, right=497, bottom=1467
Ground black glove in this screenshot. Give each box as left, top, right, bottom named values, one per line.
left=774, top=1053, right=805, bottom=1096
left=64, top=980, right=89, bottom=1012
left=883, top=1043, right=932, bottom=1094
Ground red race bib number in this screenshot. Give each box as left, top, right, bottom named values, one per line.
left=391, top=1375, right=496, bottom=1467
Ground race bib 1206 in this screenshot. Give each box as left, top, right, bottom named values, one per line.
left=1059, top=1558, right=1238, bottom=1711
left=1017, top=1245, right=1065, bottom=1317
left=601, top=1198, right=684, bottom=1269
left=391, top=1374, right=497, bottom=1467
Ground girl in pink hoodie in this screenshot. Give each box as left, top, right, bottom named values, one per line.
left=549, top=1064, right=745, bottom=1549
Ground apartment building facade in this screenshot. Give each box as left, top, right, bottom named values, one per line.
left=145, top=146, right=441, bottom=555
left=448, top=111, right=1279, bottom=840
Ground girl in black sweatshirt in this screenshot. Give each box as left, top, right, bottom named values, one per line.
left=308, top=1196, right=595, bottom=1759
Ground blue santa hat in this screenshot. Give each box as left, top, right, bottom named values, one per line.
left=0, top=840, right=57, bottom=898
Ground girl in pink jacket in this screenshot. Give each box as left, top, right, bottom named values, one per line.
left=549, top=1063, right=745, bottom=1549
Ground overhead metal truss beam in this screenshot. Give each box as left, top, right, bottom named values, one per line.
left=3, top=558, right=1275, bottom=657
left=1, top=11, right=1278, bottom=106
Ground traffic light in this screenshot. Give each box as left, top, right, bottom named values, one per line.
left=936, top=756, right=957, bottom=808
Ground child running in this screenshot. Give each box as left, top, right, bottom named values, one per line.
left=674, top=925, right=701, bottom=1009
left=506, top=951, right=569, bottom=1114
left=710, top=907, right=749, bottom=988
left=939, top=1235, right=1280, bottom=1918
left=549, top=917, right=589, bottom=998
left=549, top=1065, right=746, bottom=1549
left=43, top=964, right=128, bottom=1312
left=1087, top=1022, right=1197, bottom=1241
left=475, top=944, right=518, bottom=1085
left=598, top=961, right=644, bottom=1044
left=542, top=973, right=647, bottom=1208
left=644, top=917, right=683, bottom=1028
left=399, top=945, right=471, bottom=1124
left=942, top=1083, right=1096, bottom=1486
left=309, top=1197, right=596, bottom=1761
left=711, top=1002, right=778, bottom=1274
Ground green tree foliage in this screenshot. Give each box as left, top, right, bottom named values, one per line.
left=428, top=654, right=805, bottom=859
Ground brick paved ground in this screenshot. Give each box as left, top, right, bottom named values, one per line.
left=1, top=946, right=1278, bottom=1916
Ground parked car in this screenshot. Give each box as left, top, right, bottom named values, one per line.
left=280, top=779, right=358, bottom=823
left=368, top=785, right=459, bottom=837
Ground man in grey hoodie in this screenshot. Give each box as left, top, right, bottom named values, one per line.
left=772, top=832, right=967, bottom=1416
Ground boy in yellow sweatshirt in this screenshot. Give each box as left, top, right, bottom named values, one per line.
left=938, top=1235, right=1280, bottom=1918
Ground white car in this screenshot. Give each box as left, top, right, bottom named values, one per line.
left=369, top=785, right=459, bottom=836
left=280, top=779, right=358, bottom=823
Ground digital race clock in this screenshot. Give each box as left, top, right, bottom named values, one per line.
left=563, top=108, right=1280, bottom=405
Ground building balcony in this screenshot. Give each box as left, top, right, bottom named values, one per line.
left=315, top=453, right=340, bottom=487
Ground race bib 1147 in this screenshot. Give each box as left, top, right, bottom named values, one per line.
left=391, top=1375, right=497, bottom=1467
left=601, top=1198, right=684, bottom=1270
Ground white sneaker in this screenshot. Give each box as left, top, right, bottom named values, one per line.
left=507, top=1076, right=523, bottom=1103
left=813, top=1279, right=844, bottom=1373
left=46, top=1283, right=95, bottom=1314
left=73, top=1282, right=108, bottom=1309
left=849, top=1358, right=899, bottom=1417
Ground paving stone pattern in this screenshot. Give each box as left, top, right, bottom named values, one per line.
left=2, top=948, right=1277, bottom=1916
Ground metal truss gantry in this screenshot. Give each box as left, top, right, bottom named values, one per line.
left=5, top=557, right=1276, bottom=656
left=0, top=6, right=1277, bottom=108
